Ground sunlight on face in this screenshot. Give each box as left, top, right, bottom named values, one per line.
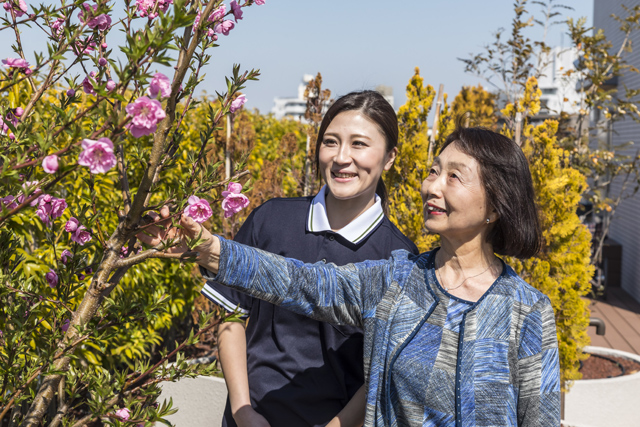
left=318, top=110, right=396, bottom=206
left=420, top=143, right=493, bottom=240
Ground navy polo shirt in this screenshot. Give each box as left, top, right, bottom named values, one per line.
left=201, top=187, right=418, bottom=427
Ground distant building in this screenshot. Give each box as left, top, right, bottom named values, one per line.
left=271, top=74, right=316, bottom=121
left=271, top=76, right=395, bottom=120
left=536, top=47, right=582, bottom=117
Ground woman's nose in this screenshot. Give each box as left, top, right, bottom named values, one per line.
left=334, top=144, right=351, bottom=164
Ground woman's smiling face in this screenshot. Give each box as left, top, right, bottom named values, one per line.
left=421, top=142, right=495, bottom=240
left=319, top=110, right=396, bottom=205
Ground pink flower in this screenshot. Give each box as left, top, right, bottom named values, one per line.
left=98, top=57, right=107, bottom=67
left=214, top=19, right=234, bottom=36
left=184, top=196, right=213, bottom=223
left=88, top=13, right=111, bottom=31
left=254, top=0, right=265, bottom=5
left=2, top=57, right=29, bottom=69
left=67, top=88, right=75, bottom=97
left=71, top=225, right=92, bottom=245
left=82, top=75, right=96, bottom=95
left=61, top=319, right=70, bottom=332
left=230, top=1, right=242, bottom=21
left=148, top=72, right=171, bottom=99
left=106, top=80, right=116, bottom=91
left=1, top=195, right=17, bottom=210
left=35, top=195, right=67, bottom=226
left=45, top=269, right=58, bottom=288
left=208, top=4, right=226, bottom=22
left=50, top=17, right=65, bottom=36
left=78, top=137, right=117, bottom=174
left=125, top=96, right=166, bottom=138
left=115, top=408, right=131, bottom=421
left=60, top=249, right=73, bottom=264
left=229, top=94, right=246, bottom=113
left=50, top=198, right=67, bottom=219
left=221, top=182, right=249, bottom=218
left=136, top=0, right=173, bottom=19
left=42, top=154, right=59, bottom=174
left=65, top=217, right=80, bottom=233
left=2, top=0, right=27, bottom=17
left=224, top=181, right=243, bottom=194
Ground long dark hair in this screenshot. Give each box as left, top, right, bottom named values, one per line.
left=314, top=90, right=398, bottom=214
left=440, top=127, right=542, bottom=258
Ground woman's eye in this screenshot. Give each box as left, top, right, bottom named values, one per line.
left=322, top=138, right=337, bottom=146
left=352, top=140, right=367, bottom=147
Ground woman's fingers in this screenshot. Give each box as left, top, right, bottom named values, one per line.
left=160, top=205, right=170, bottom=219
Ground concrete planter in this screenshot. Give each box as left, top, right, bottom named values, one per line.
left=159, top=357, right=228, bottom=427
left=563, top=346, right=640, bottom=427
left=159, top=347, right=640, bottom=427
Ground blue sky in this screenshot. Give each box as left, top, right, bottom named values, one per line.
left=3, top=0, right=593, bottom=112
left=203, top=0, right=593, bottom=112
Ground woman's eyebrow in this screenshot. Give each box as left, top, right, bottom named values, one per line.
left=445, top=161, right=472, bottom=173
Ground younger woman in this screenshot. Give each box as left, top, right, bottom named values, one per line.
left=202, top=91, right=418, bottom=427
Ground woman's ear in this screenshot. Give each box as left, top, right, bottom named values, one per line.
left=488, top=210, right=499, bottom=224
left=384, top=147, right=398, bottom=171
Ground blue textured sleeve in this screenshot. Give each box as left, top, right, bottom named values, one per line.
left=517, top=298, right=561, bottom=427
left=213, top=236, right=395, bottom=328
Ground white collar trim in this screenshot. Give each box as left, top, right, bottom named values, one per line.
left=307, top=185, right=385, bottom=244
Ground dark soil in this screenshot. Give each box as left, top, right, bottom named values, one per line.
left=579, top=352, right=640, bottom=379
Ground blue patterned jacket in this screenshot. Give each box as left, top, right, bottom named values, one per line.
left=212, top=237, right=561, bottom=427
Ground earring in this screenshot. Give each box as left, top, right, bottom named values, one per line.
left=486, top=218, right=490, bottom=224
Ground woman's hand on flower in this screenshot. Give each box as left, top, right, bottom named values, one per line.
left=136, top=205, right=221, bottom=271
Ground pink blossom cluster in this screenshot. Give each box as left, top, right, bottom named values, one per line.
left=32, top=194, right=67, bottom=227
left=2, top=57, right=31, bottom=75
left=184, top=195, right=213, bottom=223
left=193, top=1, right=250, bottom=39
left=148, top=72, right=171, bottom=98
left=2, top=0, right=27, bottom=17
left=136, top=0, right=173, bottom=19
left=125, top=96, right=166, bottom=138
left=65, top=217, right=92, bottom=245
left=221, top=181, right=249, bottom=218
left=50, top=16, right=65, bottom=36
left=78, top=2, right=111, bottom=31
left=78, top=137, right=117, bottom=174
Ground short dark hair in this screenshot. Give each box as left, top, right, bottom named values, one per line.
left=315, top=90, right=398, bottom=214
left=440, top=127, right=542, bottom=258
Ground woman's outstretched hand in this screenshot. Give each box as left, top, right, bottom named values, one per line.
left=136, top=205, right=221, bottom=272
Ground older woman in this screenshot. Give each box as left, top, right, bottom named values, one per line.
left=142, top=127, right=560, bottom=427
